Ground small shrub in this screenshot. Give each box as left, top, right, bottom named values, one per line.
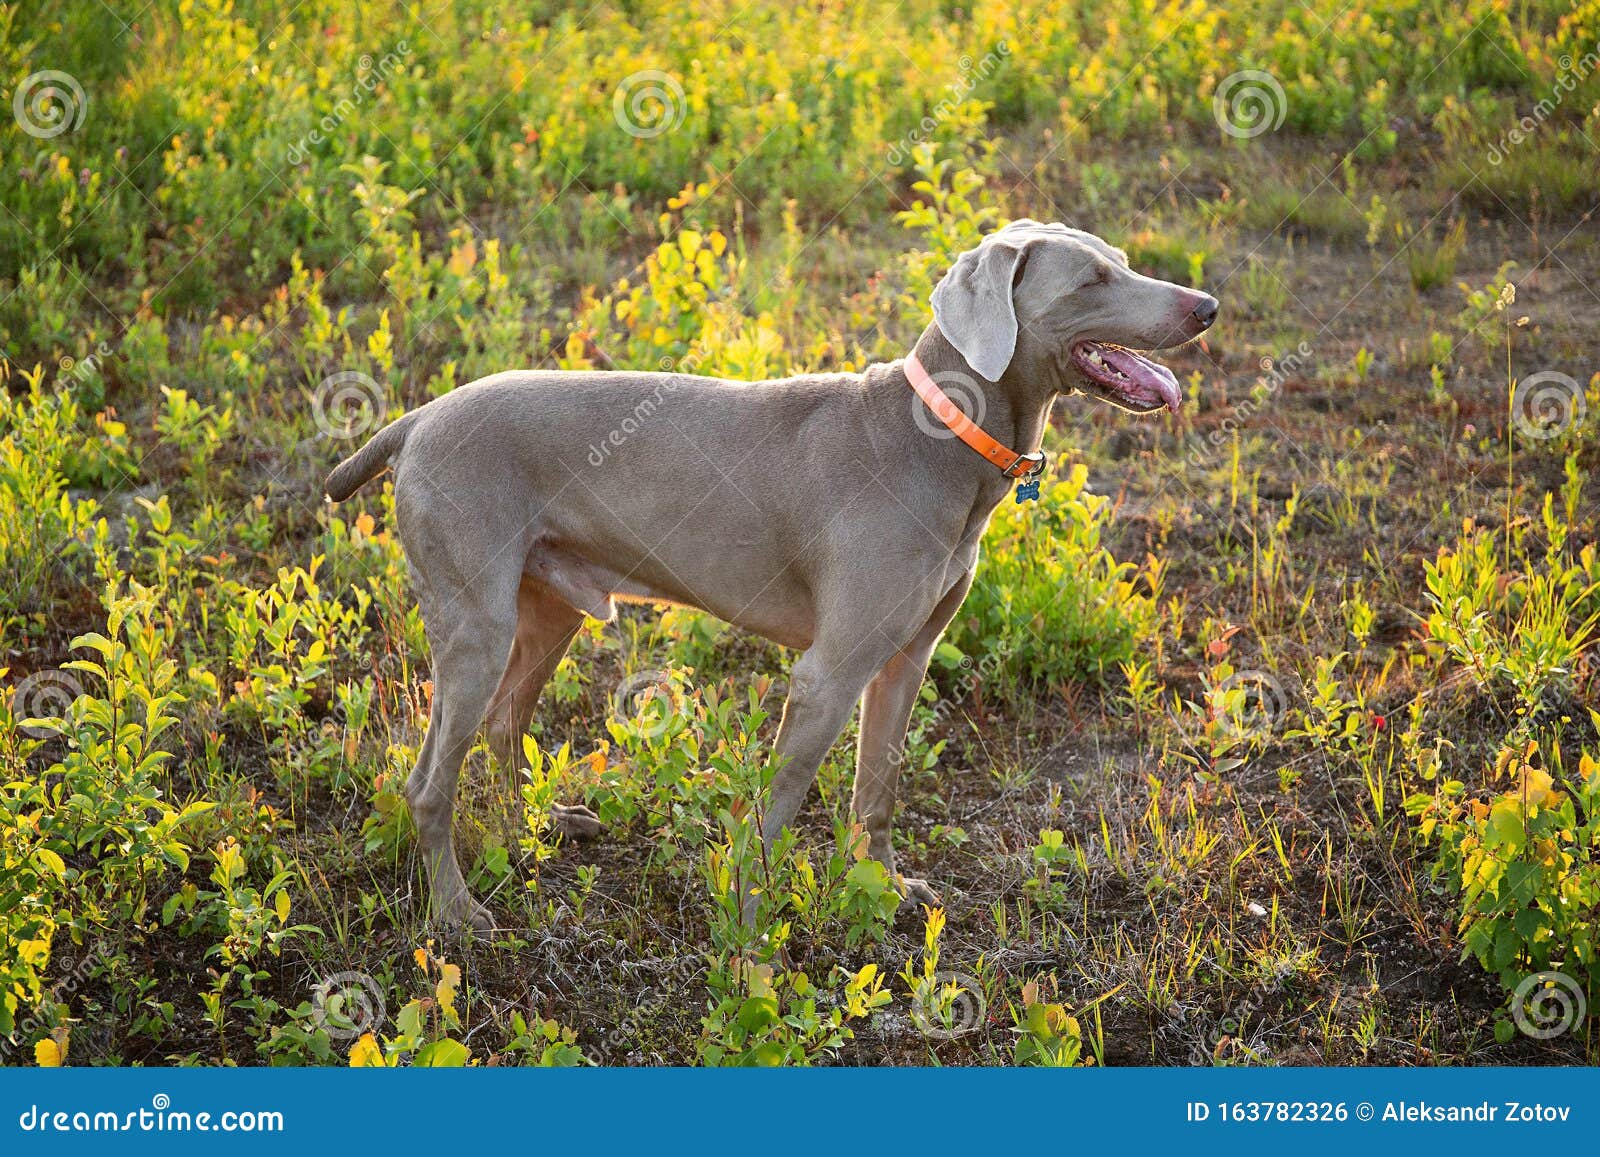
left=1407, top=735, right=1600, bottom=1038
left=945, top=465, right=1157, bottom=695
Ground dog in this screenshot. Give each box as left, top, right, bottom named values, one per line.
left=325, top=220, right=1217, bottom=931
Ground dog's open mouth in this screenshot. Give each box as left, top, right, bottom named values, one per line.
left=1070, top=341, right=1182, bottom=414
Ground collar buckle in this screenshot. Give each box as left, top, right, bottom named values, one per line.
left=1003, top=450, right=1047, bottom=480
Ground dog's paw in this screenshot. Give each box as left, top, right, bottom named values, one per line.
left=551, top=802, right=603, bottom=839
left=435, top=897, right=497, bottom=938
left=464, top=901, right=498, bottom=939
left=897, top=876, right=944, bottom=911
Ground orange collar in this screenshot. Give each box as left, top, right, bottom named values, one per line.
left=904, top=352, right=1045, bottom=480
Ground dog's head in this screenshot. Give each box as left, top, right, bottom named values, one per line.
left=931, top=219, right=1217, bottom=413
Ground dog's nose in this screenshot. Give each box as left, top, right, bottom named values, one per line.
left=1191, top=295, right=1218, bottom=329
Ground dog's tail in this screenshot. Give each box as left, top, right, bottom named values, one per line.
left=325, top=410, right=420, bottom=501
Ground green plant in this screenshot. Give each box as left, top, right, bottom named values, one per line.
left=499, top=1014, right=590, bottom=1066
left=1456, top=263, right=1519, bottom=352
left=1421, top=526, right=1599, bottom=718
left=1404, top=217, right=1467, bottom=292
left=1407, top=734, right=1600, bottom=1038
left=349, top=947, right=472, bottom=1067
left=1011, top=977, right=1087, bottom=1066
left=4, top=0, right=1596, bottom=1071
left=792, top=822, right=903, bottom=949
left=698, top=956, right=890, bottom=1066
left=0, top=367, right=104, bottom=622
left=899, top=906, right=987, bottom=1041
left=945, top=465, right=1157, bottom=695
left=1025, top=829, right=1076, bottom=911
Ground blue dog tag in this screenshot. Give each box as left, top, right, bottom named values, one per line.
left=1015, top=478, right=1041, bottom=503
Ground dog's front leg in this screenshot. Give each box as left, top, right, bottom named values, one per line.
left=854, top=649, right=940, bottom=909
left=851, top=574, right=971, bottom=910
left=746, top=644, right=884, bottom=925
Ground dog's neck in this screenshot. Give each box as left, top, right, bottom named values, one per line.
left=903, top=325, right=1057, bottom=466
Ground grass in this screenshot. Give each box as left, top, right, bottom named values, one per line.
left=2, top=0, right=1599, bottom=1067
left=1407, top=218, right=1469, bottom=294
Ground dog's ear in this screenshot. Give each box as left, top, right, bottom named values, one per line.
left=930, top=232, right=1031, bottom=381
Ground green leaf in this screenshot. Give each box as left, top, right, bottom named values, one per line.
left=1513, top=907, right=1546, bottom=942
left=735, top=995, right=779, bottom=1034
left=1504, top=861, right=1542, bottom=905
left=1488, top=802, right=1525, bottom=852
left=413, top=1038, right=470, bottom=1067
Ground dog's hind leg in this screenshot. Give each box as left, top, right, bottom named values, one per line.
left=405, top=566, right=520, bottom=933
left=485, top=577, right=601, bottom=838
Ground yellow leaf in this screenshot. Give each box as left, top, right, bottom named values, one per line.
left=709, top=230, right=727, bottom=256
left=273, top=887, right=291, bottom=925
left=1494, top=746, right=1516, bottom=778
left=446, top=237, right=477, bottom=278
left=1518, top=765, right=1558, bottom=807
left=435, top=961, right=461, bottom=1020
left=35, top=1033, right=65, bottom=1067
left=348, top=1033, right=384, bottom=1067
left=746, top=962, right=776, bottom=1000
left=354, top=512, right=375, bottom=538
left=413, top=948, right=429, bottom=971
left=845, top=822, right=870, bottom=861
left=18, top=935, right=51, bottom=968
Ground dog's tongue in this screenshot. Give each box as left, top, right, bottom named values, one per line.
left=1093, top=344, right=1183, bottom=413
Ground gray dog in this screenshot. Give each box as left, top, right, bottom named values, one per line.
left=326, top=220, right=1217, bottom=930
